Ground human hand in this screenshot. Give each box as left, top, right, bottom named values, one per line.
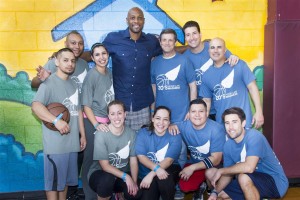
left=252, top=112, right=264, bottom=129
left=95, top=123, right=109, bottom=132
left=226, top=55, right=239, bottom=67
left=55, top=120, right=70, bottom=135
left=155, top=167, right=169, bottom=180
left=125, top=175, right=139, bottom=196
left=140, top=173, right=154, bottom=189
left=80, top=136, right=87, bottom=151
left=36, top=66, right=51, bottom=82
left=179, top=165, right=195, bottom=181
left=168, top=124, right=180, bottom=135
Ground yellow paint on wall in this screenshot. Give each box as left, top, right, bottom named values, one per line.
left=0, top=0, right=34, bottom=11
left=0, top=12, right=16, bottom=30
left=158, top=0, right=267, bottom=69
left=35, top=0, right=74, bottom=11
left=0, top=0, right=267, bottom=79
left=0, top=0, right=93, bottom=78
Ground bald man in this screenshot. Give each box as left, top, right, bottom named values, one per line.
left=199, top=37, right=264, bottom=129
left=102, top=7, right=162, bottom=131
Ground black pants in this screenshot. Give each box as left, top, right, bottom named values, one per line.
left=89, top=170, right=142, bottom=200
left=141, top=164, right=181, bottom=200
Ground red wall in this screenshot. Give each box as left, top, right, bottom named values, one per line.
left=264, top=0, right=300, bottom=179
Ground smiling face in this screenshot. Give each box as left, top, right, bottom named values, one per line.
left=152, top=108, right=171, bottom=135
left=184, top=26, right=201, bottom=50
left=91, top=46, right=109, bottom=68
left=189, top=103, right=208, bottom=130
left=224, top=114, right=246, bottom=143
left=108, top=104, right=126, bottom=129
left=126, top=7, right=145, bottom=35
left=65, top=33, right=84, bottom=58
left=209, top=38, right=227, bottom=66
left=160, top=33, right=176, bottom=56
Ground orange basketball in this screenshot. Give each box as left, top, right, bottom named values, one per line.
left=42, top=102, right=70, bottom=131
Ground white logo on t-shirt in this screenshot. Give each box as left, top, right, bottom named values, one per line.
left=147, top=143, right=169, bottom=164
left=188, top=140, right=210, bottom=160
left=62, top=89, right=78, bottom=116
left=195, top=58, right=212, bottom=85
left=213, top=69, right=238, bottom=100
left=156, top=65, right=181, bottom=90
left=109, top=141, right=130, bottom=168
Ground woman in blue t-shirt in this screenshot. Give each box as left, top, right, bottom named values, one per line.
left=135, top=106, right=182, bottom=200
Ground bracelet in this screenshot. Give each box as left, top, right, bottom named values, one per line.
left=153, top=165, right=160, bottom=172
left=93, top=122, right=100, bottom=129
left=122, top=172, right=127, bottom=182
left=52, top=113, right=63, bottom=125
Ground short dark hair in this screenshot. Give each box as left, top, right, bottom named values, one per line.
left=56, top=47, right=74, bottom=58
left=159, top=28, right=177, bottom=41
left=107, top=100, right=126, bottom=113
left=183, top=21, right=201, bottom=33
left=222, top=107, right=246, bottom=122
left=148, top=106, right=171, bottom=132
left=66, top=30, right=83, bottom=40
left=90, top=43, right=108, bottom=56
left=189, top=98, right=207, bottom=110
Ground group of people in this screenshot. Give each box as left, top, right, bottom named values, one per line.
left=31, top=6, right=288, bottom=200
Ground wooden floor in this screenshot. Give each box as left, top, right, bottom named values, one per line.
left=183, top=186, right=300, bottom=200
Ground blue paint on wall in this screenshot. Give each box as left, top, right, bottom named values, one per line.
left=51, top=0, right=184, bottom=49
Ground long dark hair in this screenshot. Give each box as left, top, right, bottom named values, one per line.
left=148, top=106, right=171, bottom=133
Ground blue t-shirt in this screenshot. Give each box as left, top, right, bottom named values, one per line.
left=183, top=41, right=232, bottom=115
left=151, top=53, right=196, bottom=123
left=135, top=128, right=182, bottom=178
left=103, top=28, right=162, bottom=111
left=200, top=60, right=255, bottom=128
left=176, top=119, right=226, bottom=164
left=223, top=129, right=288, bottom=197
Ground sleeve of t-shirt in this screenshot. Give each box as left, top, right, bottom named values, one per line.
left=210, top=125, right=226, bottom=153
left=185, top=58, right=196, bottom=84
left=225, top=49, right=232, bottom=58
left=150, top=62, right=156, bottom=85
left=43, top=59, right=57, bottom=74
left=165, top=133, right=182, bottom=160
left=93, top=131, right=109, bottom=160
left=135, top=128, right=148, bottom=156
left=240, top=61, right=256, bottom=86
left=32, top=83, right=51, bottom=105
left=81, top=71, right=94, bottom=107
left=245, top=131, right=264, bottom=158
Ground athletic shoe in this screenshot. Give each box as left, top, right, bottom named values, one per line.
left=192, top=182, right=207, bottom=200
left=174, top=190, right=185, bottom=200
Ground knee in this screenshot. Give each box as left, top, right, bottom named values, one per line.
left=237, top=173, right=253, bottom=189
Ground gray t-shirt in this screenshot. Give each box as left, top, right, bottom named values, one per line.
left=87, top=126, right=136, bottom=180
left=44, top=58, right=88, bottom=93
left=81, top=67, right=114, bottom=117
left=32, top=73, right=80, bottom=154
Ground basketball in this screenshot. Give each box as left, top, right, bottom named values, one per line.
left=42, top=102, right=70, bottom=131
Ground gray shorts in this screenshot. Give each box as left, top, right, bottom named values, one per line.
left=125, top=106, right=150, bottom=131
left=44, top=152, right=78, bottom=191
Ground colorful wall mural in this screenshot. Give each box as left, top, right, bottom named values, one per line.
left=0, top=0, right=267, bottom=193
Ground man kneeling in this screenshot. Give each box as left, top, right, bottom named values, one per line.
left=206, top=107, right=288, bottom=200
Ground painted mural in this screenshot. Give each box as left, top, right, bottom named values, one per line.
left=0, top=0, right=267, bottom=193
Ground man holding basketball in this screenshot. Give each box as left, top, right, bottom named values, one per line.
left=32, top=48, right=86, bottom=200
